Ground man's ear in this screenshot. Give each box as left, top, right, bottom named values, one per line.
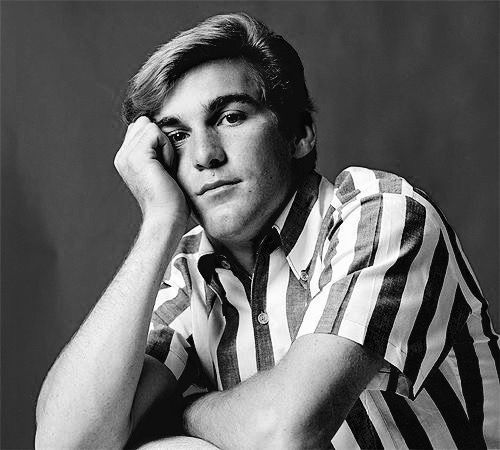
left=292, top=118, right=316, bottom=159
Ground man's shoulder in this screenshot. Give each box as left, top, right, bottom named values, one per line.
left=331, top=166, right=417, bottom=206
left=319, top=166, right=447, bottom=236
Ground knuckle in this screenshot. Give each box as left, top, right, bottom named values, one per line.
left=134, top=115, right=151, bottom=125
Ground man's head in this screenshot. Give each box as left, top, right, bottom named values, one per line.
left=122, top=14, right=317, bottom=247
left=122, top=13, right=316, bottom=180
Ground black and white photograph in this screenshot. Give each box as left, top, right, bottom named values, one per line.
left=1, top=1, right=499, bottom=448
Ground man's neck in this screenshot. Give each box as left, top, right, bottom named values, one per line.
left=211, top=238, right=256, bottom=276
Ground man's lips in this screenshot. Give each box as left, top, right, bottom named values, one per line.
left=197, top=179, right=241, bottom=195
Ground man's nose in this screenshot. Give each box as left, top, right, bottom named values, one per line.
left=193, top=129, right=226, bottom=170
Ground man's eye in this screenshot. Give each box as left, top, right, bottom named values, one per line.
left=167, top=131, right=188, bottom=144
left=220, top=112, right=245, bottom=125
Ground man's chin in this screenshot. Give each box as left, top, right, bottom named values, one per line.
left=197, top=214, right=257, bottom=245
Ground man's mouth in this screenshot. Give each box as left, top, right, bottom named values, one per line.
left=197, top=179, right=241, bottom=195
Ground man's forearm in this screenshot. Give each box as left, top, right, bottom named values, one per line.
left=183, top=334, right=383, bottom=450
left=35, top=217, right=184, bottom=448
left=182, top=366, right=320, bottom=449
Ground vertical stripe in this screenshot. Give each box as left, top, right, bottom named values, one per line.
left=191, top=282, right=221, bottom=389
left=346, top=399, right=384, bottom=449
left=363, top=391, right=408, bottom=449
left=216, top=298, right=241, bottom=390
left=373, top=170, right=403, bottom=194
left=431, top=286, right=472, bottom=373
left=212, top=269, right=241, bottom=390
left=414, top=264, right=456, bottom=393
left=315, top=276, right=354, bottom=334
left=286, top=184, right=325, bottom=276
left=296, top=198, right=360, bottom=337
left=404, top=232, right=448, bottom=383
left=308, top=204, right=335, bottom=291
left=334, top=195, right=406, bottom=338
left=286, top=268, right=309, bottom=340
left=381, top=392, right=433, bottom=449
left=425, top=369, right=478, bottom=449
left=223, top=272, right=257, bottom=383
left=165, top=333, right=189, bottom=380
left=454, top=304, right=487, bottom=449
left=251, top=234, right=277, bottom=371
left=334, top=169, right=359, bottom=205
left=365, top=197, right=426, bottom=358
left=412, top=389, right=458, bottom=449
left=299, top=202, right=363, bottom=337
left=173, top=257, right=193, bottom=295
left=280, top=171, right=321, bottom=255
left=349, top=196, right=384, bottom=272
left=385, top=210, right=442, bottom=371
left=318, top=219, right=341, bottom=291
left=266, top=250, right=292, bottom=362
left=439, top=349, right=468, bottom=412
left=207, top=299, right=225, bottom=390
left=465, top=315, right=500, bottom=448
left=204, top=281, right=217, bottom=315
left=325, top=196, right=384, bottom=333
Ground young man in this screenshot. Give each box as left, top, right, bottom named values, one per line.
left=36, top=13, right=499, bottom=449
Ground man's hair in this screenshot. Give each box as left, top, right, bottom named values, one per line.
left=122, top=13, right=316, bottom=178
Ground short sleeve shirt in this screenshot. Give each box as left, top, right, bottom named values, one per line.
left=147, top=167, right=500, bottom=448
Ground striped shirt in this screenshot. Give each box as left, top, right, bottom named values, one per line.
left=147, top=167, right=500, bottom=449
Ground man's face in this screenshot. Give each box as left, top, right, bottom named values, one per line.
left=154, top=59, right=296, bottom=246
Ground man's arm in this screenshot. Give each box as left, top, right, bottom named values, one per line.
left=35, top=117, right=189, bottom=448
left=184, top=333, right=383, bottom=449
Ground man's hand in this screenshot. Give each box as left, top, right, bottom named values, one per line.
left=114, top=116, right=189, bottom=224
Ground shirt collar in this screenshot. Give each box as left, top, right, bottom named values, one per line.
left=272, top=171, right=324, bottom=280
left=196, top=170, right=325, bottom=282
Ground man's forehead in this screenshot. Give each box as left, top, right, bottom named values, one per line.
left=154, top=59, right=262, bottom=120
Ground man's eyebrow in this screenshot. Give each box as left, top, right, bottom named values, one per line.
left=205, top=93, right=261, bottom=115
left=154, top=115, right=183, bottom=129
left=154, top=93, right=261, bottom=129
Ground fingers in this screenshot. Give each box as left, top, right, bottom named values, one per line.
left=115, top=116, right=175, bottom=173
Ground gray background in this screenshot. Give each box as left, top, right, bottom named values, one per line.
left=1, top=1, right=498, bottom=448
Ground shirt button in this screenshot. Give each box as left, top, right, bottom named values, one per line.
left=257, top=312, right=269, bottom=325
left=300, top=270, right=309, bottom=282
left=220, top=259, right=231, bottom=270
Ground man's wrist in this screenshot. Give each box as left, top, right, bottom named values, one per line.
left=140, top=209, right=188, bottom=239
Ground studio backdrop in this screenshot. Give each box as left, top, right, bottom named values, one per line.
left=1, top=2, right=498, bottom=448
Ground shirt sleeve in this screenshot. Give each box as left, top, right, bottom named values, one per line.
left=298, top=188, right=472, bottom=400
